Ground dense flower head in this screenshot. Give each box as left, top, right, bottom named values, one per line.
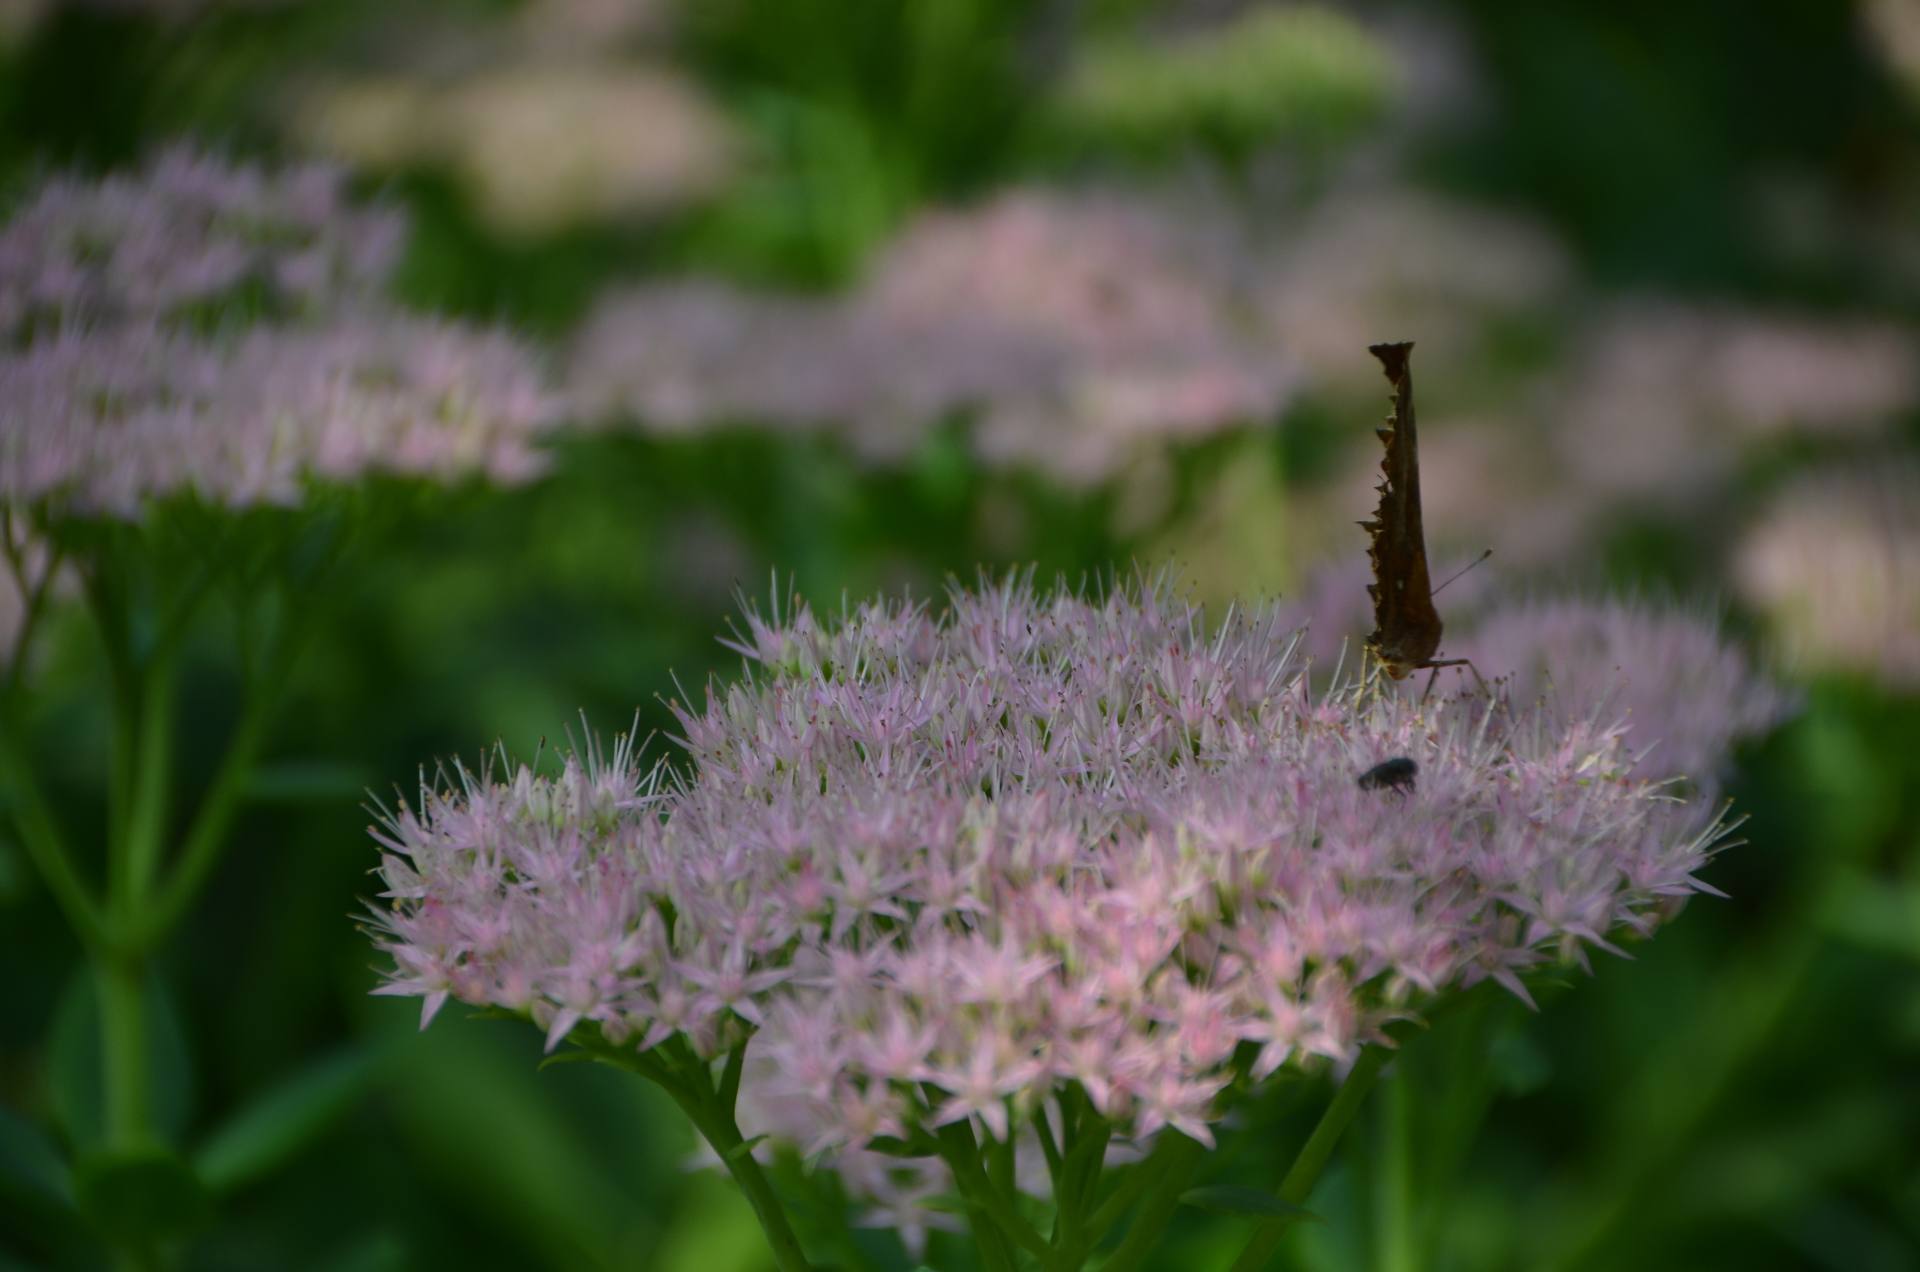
left=569, top=189, right=1296, bottom=483
left=1457, top=597, right=1792, bottom=798
left=368, top=579, right=1750, bottom=1187
left=0, top=144, right=404, bottom=340
left=1, top=312, right=561, bottom=516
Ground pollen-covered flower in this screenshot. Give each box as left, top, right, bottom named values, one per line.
left=367, top=578, right=1760, bottom=1225
left=1, top=311, right=562, bottom=516
left=0, top=144, right=404, bottom=340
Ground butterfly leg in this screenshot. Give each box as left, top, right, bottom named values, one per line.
left=1420, top=657, right=1490, bottom=699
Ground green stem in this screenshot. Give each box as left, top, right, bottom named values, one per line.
left=1229, top=1046, right=1393, bottom=1272
left=679, top=1083, right=813, bottom=1271
left=0, top=526, right=63, bottom=699
left=1375, top=1067, right=1416, bottom=1272
left=590, top=1039, right=813, bottom=1272
left=1095, top=1132, right=1205, bottom=1272
left=931, top=1115, right=1044, bottom=1267
left=96, top=952, right=153, bottom=1149
left=134, top=691, right=273, bottom=948
left=122, top=667, right=176, bottom=912
left=0, top=708, right=106, bottom=947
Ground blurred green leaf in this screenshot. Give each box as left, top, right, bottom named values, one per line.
left=385, top=1019, right=657, bottom=1269
left=0, top=1104, right=70, bottom=1206
left=1819, top=870, right=1920, bottom=962
left=1180, top=1184, right=1318, bottom=1222
left=194, top=1046, right=379, bottom=1196
left=72, top=1147, right=210, bottom=1244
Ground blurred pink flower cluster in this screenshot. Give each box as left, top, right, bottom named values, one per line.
left=1550, top=299, right=1917, bottom=506
left=368, top=580, right=1765, bottom=1224
left=570, top=189, right=1297, bottom=484
left=3, top=315, right=559, bottom=517
left=0, top=144, right=403, bottom=338
left=0, top=147, right=564, bottom=518
left=1737, top=463, right=1920, bottom=689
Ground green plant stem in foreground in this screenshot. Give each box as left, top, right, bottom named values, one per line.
left=1229, top=1045, right=1393, bottom=1272
left=97, top=952, right=154, bottom=1149
left=591, top=1040, right=815, bottom=1272
left=1375, top=1059, right=1417, bottom=1272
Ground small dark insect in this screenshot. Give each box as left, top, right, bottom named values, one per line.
left=1358, top=756, right=1418, bottom=793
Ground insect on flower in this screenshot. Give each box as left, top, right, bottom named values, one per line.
left=1359, top=341, right=1485, bottom=692
left=1357, top=756, right=1418, bottom=793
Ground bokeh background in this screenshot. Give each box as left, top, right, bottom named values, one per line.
left=2, top=0, right=1918, bottom=1268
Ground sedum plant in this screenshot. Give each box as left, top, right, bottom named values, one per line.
left=0, top=143, right=563, bottom=1264
left=366, top=577, right=1770, bottom=1270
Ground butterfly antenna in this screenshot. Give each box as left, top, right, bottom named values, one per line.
left=1430, top=549, right=1492, bottom=599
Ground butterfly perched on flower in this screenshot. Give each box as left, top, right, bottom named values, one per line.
left=1359, top=341, right=1480, bottom=687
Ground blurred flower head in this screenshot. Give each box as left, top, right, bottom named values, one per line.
left=1736, top=461, right=1920, bottom=689
left=298, top=56, right=732, bottom=236
left=369, top=578, right=1754, bottom=1203
left=1258, top=186, right=1571, bottom=392
left=1, top=312, right=562, bottom=517
left=1457, top=596, right=1792, bottom=799
left=572, top=188, right=1297, bottom=482
left=1053, top=6, right=1398, bottom=160
left=1552, top=300, right=1918, bottom=505
left=0, top=143, right=404, bottom=340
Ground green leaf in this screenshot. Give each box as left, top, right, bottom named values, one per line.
left=48, top=966, right=194, bottom=1148
left=194, top=1047, right=378, bottom=1196
left=536, top=1050, right=595, bottom=1072
left=1178, top=1185, right=1319, bottom=1222
left=72, top=1149, right=210, bottom=1244
left=722, top=1134, right=769, bottom=1163
left=0, top=1105, right=70, bottom=1206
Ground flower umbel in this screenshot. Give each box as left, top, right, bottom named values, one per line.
left=368, top=578, right=1745, bottom=1234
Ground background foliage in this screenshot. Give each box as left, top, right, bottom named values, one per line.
left=2, top=1, right=1917, bottom=1268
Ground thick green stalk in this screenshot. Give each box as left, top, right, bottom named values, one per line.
left=1094, top=1131, right=1205, bottom=1272
left=1375, top=1067, right=1417, bottom=1272
left=931, top=1116, right=1041, bottom=1269
left=96, top=952, right=153, bottom=1149
left=676, top=1092, right=815, bottom=1272
left=1229, top=1046, right=1393, bottom=1272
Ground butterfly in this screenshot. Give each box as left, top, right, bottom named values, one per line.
left=1359, top=342, right=1482, bottom=688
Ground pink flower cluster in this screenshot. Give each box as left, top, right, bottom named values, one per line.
left=1458, top=597, right=1792, bottom=797
left=568, top=190, right=1296, bottom=484
left=368, top=581, right=1748, bottom=1183
left=0, top=144, right=403, bottom=339
left=0, top=147, right=564, bottom=517
left=2, top=315, right=560, bottom=516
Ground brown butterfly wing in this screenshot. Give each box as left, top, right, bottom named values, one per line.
left=1361, top=341, right=1443, bottom=677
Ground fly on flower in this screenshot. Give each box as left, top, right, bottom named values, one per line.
left=1358, top=756, right=1418, bottom=793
